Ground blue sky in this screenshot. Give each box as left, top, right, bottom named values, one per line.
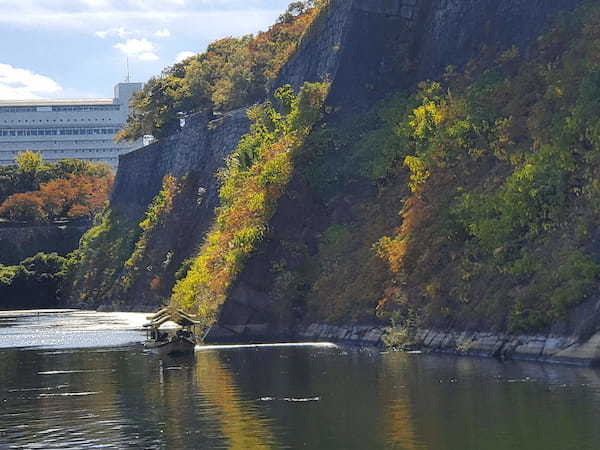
left=0, top=0, right=293, bottom=100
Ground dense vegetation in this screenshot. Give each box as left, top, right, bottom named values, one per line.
left=65, top=0, right=330, bottom=310
left=372, top=4, right=600, bottom=332
left=67, top=210, right=141, bottom=307
left=117, top=0, right=328, bottom=141
left=0, top=253, right=68, bottom=310
left=187, top=1, right=600, bottom=334
left=0, top=151, right=114, bottom=222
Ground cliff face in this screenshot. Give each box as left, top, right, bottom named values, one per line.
left=111, top=110, right=249, bottom=220
left=208, top=0, right=587, bottom=340
left=71, top=110, right=249, bottom=311
left=277, top=0, right=580, bottom=112
left=76, top=0, right=592, bottom=349
left=110, top=0, right=582, bottom=229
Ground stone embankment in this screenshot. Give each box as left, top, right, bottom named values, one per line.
left=206, top=321, right=600, bottom=366
left=296, top=324, right=600, bottom=366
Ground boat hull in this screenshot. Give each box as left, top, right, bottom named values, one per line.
left=144, top=337, right=195, bottom=356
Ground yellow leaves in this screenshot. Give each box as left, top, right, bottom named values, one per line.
left=258, top=152, right=293, bottom=188
left=15, top=150, right=44, bottom=173
left=247, top=191, right=267, bottom=213
left=374, top=236, right=408, bottom=273
left=139, top=175, right=177, bottom=231
left=409, top=100, right=446, bottom=140
left=231, top=226, right=265, bottom=253
left=403, top=156, right=430, bottom=192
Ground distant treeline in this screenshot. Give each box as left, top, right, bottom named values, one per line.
left=0, top=253, right=68, bottom=310
left=0, top=151, right=114, bottom=223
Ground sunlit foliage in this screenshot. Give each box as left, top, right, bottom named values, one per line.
left=170, top=82, right=329, bottom=333
left=117, top=0, right=328, bottom=141
left=0, top=166, right=114, bottom=223
left=375, top=3, right=600, bottom=331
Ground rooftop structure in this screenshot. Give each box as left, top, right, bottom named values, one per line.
left=0, top=82, right=143, bottom=168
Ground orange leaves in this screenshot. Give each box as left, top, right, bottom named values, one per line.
left=0, top=172, right=114, bottom=222
left=0, top=191, right=46, bottom=222
left=38, top=173, right=114, bottom=220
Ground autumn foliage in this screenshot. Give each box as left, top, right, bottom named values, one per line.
left=371, top=3, right=600, bottom=332
left=118, top=0, right=329, bottom=141
left=170, top=82, right=329, bottom=332
left=0, top=171, right=114, bottom=222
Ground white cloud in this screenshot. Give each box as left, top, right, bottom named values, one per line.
left=115, top=38, right=154, bottom=54
left=0, top=63, right=62, bottom=99
left=175, top=51, right=196, bottom=63
left=114, top=38, right=159, bottom=61
left=155, top=29, right=171, bottom=38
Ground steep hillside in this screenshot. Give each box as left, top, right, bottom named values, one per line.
left=206, top=0, right=593, bottom=339
left=68, top=0, right=600, bottom=361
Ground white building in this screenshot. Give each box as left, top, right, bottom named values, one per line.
left=0, top=82, right=143, bottom=168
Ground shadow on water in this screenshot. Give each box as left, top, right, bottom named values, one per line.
left=2, top=311, right=600, bottom=449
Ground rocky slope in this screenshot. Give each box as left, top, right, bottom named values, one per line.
left=209, top=0, right=588, bottom=336
left=70, top=0, right=600, bottom=365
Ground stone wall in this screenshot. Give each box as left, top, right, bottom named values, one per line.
left=207, top=321, right=600, bottom=366
left=215, top=0, right=587, bottom=343
left=88, top=109, right=250, bottom=311
left=111, top=109, right=250, bottom=220
left=103, top=0, right=594, bottom=358
left=278, top=0, right=582, bottom=113
left=416, top=0, right=581, bottom=80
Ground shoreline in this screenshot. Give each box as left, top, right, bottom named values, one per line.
left=5, top=308, right=599, bottom=367
left=208, top=322, right=600, bottom=367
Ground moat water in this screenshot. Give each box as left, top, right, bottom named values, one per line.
left=1, top=310, right=600, bottom=449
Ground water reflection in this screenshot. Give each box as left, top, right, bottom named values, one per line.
left=2, top=312, right=600, bottom=449
left=194, top=351, right=278, bottom=449
left=379, top=354, right=421, bottom=450
left=0, top=309, right=147, bottom=349
left=381, top=353, right=600, bottom=450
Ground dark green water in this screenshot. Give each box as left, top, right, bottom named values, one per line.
left=1, top=311, right=600, bottom=449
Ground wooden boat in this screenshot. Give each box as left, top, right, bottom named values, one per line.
left=143, top=307, right=201, bottom=356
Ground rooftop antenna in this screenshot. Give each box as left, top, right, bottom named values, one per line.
left=125, top=57, right=131, bottom=83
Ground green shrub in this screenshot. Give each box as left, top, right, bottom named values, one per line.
left=0, top=253, right=67, bottom=310
left=375, top=2, right=600, bottom=332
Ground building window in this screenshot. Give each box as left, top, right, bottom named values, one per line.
left=0, top=127, right=120, bottom=137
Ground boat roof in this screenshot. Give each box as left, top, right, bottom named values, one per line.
left=144, top=307, right=202, bottom=328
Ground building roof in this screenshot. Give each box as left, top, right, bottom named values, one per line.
left=0, top=98, right=116, bottom=107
